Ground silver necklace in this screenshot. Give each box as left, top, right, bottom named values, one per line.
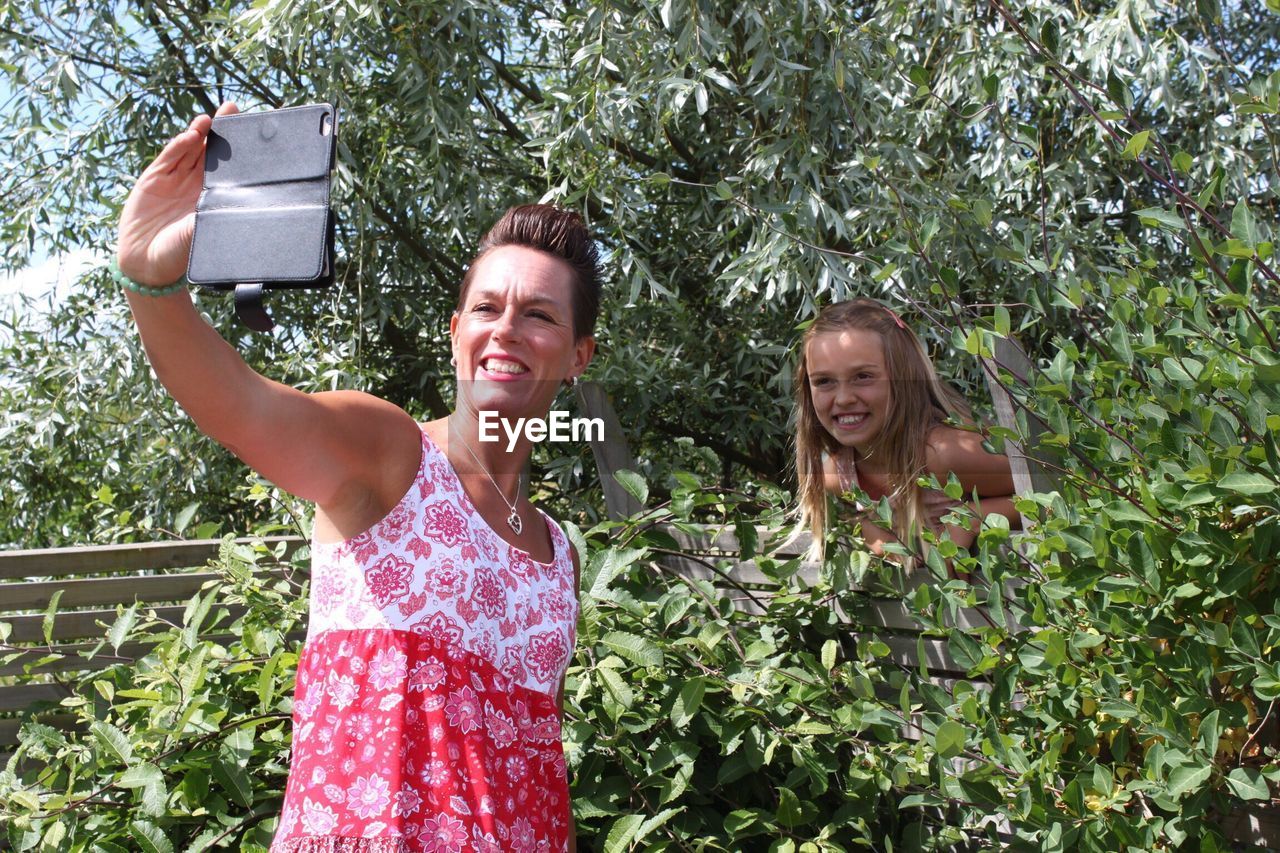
left=451, top=422, right=523, bottom=535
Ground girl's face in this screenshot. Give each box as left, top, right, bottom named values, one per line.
left=805, top=328, right=892, bottom=455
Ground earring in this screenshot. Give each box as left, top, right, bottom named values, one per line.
left=563, top=376, right=577, bottom=388
left=450, top=355, right=457, bottom=367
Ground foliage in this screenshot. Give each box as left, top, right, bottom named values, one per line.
left=1, top=539, right=307, bottom=850
left=5, top=451, right=1280, bottom=850
left=573, top=442, right=1280, bottom=851
left=1, top=0, right=1279, bottom=848
left=0, top=288, right=328, bottom=546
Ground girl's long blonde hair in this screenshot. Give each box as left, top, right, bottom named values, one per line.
left=793, top=299, right=973, bottom=562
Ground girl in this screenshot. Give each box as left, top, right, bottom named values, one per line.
left=793, top=299, right=1019, bottom=565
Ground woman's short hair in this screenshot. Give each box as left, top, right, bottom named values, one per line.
left=457, top=204, right=601, bottom=339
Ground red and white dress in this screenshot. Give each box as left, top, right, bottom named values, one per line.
left=271, top=429, right=578, bottom=852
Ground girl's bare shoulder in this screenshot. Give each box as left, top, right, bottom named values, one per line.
left=923, top=424, right=1014, bottom=494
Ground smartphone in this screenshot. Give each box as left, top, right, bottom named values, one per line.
left=186, top=104, right=337, bottom=308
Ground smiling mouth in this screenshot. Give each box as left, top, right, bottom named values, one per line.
left=835, top=413, right=870, bottom=426
left=481, top=358, right=529, bottom=375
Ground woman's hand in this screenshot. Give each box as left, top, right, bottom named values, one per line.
left=116, top=102, right=239, bottom=286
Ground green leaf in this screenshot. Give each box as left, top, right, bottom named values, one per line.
left=934, top=720, right=966, bottom=759
left=994, top=305, right=1010, bottom=337
left=174, top=501, right=199, bottom=534
left=18, top=721, right=66, bottom=757
left=1217, top=471, right=1277, bottom=496
left=119, top=764, right=168, bottom=818
left=212, top=757, right=253, bottom=808
left=1123, top=130, right=1151, bottom=158
left=130, top=821, right=173, bottom=853
left=1232, top=200, right=1260, bottom=246
left=601, top=631, right=663, bottom=667
left=671, top=677, right=705, bottom=728
left=900, top=792, right=948, bottom=808
left=41, top=588, right=63, bottom=644
left=117, top=763, right=163, bottom=789
left=1134, top=207, right=1186, bottom=231
left=972, top=198, right=993, bottom=227
left=90, top=721, right=133, bottom=765
left=1226, top=767, right=1270, bottom=800
left=1108, top=323, right=1133, bottom=365
left=1166, top=763, right=1212, bottom=798
left=635, top=807, right=683, bottom=847
left=604, top=814, right=644, bottom=853
left=821, top=639, right=838, bottom=671
left=776, top=786, right=806, bottom=827
left=108, top=603, right=139, bottom=654
left=598, top=665, right=634, bottom=709
left=1100, top=698, right=1139, bottom=720
left=585, top=547, right=646, bottom=600
left=613, top=469, right=649, bottom=507
left=1041, top=630, right=1067, bottom=667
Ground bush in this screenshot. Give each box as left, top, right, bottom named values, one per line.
left=5, top=344, right=1280, bottom=850
left=2, top=540, right=307, bottom=851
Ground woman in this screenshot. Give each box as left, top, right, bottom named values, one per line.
left=793, top=299, right=1019, bottom=566
left=116, top=102, right=593, bottom=851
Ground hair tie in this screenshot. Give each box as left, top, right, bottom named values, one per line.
left=886, top=308, right=907, bottom=330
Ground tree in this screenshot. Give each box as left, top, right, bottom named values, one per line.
left=2, top=0, right=1279, bottom=847
left=1, top=0, right=1277, bottom=543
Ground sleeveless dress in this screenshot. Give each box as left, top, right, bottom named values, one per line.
left=271, top=429, right=578, bottom=852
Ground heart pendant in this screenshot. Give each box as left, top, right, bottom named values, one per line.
left=507, top=510, right=523, bottom=535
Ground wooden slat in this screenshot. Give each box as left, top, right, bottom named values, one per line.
left=847, top=598, right=996, bottom=632
left=1, top=649, right=122, bottom=679
left=660, top=525, right=811, bottom=560
left=0, top=683, right=73, bottom=713
left=0, top=536, right=305, bottom=581
left=865, top=633, right=965, bottom=676
left=4, top=603, right=257, bottom=644
left=4, top=605, right=191, bottom=643
left=3, top=572, right=225, bottom=611
left=0, top=714, right=81, bottom=747
left=1220, top=806, right=1280, bottom=848
left=575, top=381, right=643, bottom=520
left=0, top=626, right=307, bottom=678
left=4, top=567, right=292, bottom=613
left=1, top=637, right=195, bottom=677
left=981, top=338, right=1062, bottom=505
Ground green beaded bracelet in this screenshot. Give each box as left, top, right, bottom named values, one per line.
left=109, top=260, right=187, bottom=297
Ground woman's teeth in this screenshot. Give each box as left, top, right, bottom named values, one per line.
left=482, top=359, right=528, bottom=375
left=836, top=414, right=869, bottom=426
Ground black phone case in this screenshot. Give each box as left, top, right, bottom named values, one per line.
left=186, top=103, right=338, bottom=330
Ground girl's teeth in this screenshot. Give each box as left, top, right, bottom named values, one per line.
left=484, top=360, right=526, bottom=374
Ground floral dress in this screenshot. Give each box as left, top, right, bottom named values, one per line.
left=271, top=429, right=578, bottom=852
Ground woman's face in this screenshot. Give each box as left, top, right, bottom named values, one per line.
left=805, top=328, right=891, bottom=455
left=450, top=245, right=594, bottom=422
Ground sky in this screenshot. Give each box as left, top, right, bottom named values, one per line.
left=0, top=247, right=101, bottom=311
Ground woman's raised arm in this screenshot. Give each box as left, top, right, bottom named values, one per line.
left=115, top=103, right=420, bottom=522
